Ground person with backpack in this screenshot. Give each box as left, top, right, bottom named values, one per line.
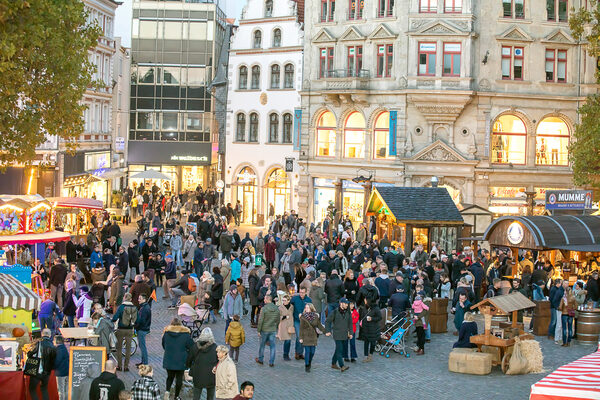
left=112, top=292, right=138, bottom=371
left=27, top=329, right=57, bottom=400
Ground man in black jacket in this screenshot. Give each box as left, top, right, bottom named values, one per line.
left=325, top=298, right=352, bottom=372
left=388, top=286, right=411, bottom=318
left=89, top=359, right=125, bottom=400
left=586, top=271, right=600, bottom=308
left=66, top=237, right=77, bottom=264
left=28, top=329, right=57, bottom=400
left=325, top=270, right=345, bottom=315
left=128, top=241, right=140, bottom=281
left=135, top=294, right=152, bottom=366
left=317, top=251, right=334, bottom=277
left=49, top=259, right=68, bottom=307
left=356, top=278, right=379, bottom=306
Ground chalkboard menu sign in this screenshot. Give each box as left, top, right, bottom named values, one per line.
left=68, top=346, right=106, bottom=400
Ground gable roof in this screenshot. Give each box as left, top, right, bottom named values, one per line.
left=313, top=28, right=336, bottom=43
left=410, top=139, right=470, bottom=162
left=367, top=187, right=464, bottom=224
left=541, top=28, right=575, bottom=45
left=412, top=21, right=468, bottom=36
left=340, top=26, right=364, bottom=41
left=496, top=26, right=534, bottom=42
left=471, top=292, right=535, bottom=313
left=368, top=23, right=396, bottom=40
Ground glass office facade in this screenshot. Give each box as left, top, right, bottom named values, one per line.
left=129, top=1, right=225, bottom=143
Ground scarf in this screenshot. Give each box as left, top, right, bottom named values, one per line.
left=302, top=311, right=317, bottom=322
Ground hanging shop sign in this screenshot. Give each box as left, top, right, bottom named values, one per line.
left=545, top=190, right=593, bottom=210
left=507, top=222, right=524, bottom=245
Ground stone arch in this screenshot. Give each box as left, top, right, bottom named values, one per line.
left=492, top=109, right=533, bottom=135
left=535, top=112, right=574, bottom=136
left=339, top=107, right=367, bottom=131
left=231, top=163, right=260, bottom=186
left=311, top=107, right=337, bottom=129
left=368, top=107, right=389, bottom=129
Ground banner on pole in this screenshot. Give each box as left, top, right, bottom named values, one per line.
left=293, top=108, right=302, bottom=151
left=389, top=110, right=397, bottom=156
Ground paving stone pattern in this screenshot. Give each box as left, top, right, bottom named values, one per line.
left=112, top=226, right=593, bottom=400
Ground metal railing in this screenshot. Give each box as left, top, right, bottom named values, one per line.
left=323, top=69, right=370, bottom=79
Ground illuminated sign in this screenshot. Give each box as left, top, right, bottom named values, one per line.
left=171, top=155, right=209, bottom=162
left=545, top=190, right=593, bottom=210
left=507, top=222, right=524, bottom=245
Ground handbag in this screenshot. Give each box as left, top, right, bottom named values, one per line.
left=287, top=325, right=295, bottom=335
left=23, top=344, right=41, bottom=377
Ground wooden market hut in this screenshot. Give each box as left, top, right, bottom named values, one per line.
left=366, top=187, right=464, bottom=254
left=482, top=215, right=600, bottom=279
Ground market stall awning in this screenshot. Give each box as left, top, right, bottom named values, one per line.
left=530, top=350, right=600, bottom=400
left=94, top=168, right=127, bottom=180
left=0, top=230, right=70, bottom=245
left=48, top=197, right=104, bottom=210
left=0, top=273, right=41, bottom=311
left=483, top=215, right=600, bottom=251
left=63, top=173, right=102, bottom=187
left=471, top=291, right=535, bottom=313
left=366, top=187, right=464, bottom=225
left=130, top=170, right=173, bottom=180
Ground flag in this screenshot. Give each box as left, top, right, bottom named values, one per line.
left=150, top=289, right=157, bottom=302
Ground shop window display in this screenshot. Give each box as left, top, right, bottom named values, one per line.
left=236, top=167, right=258, bottom=224
left=535, top=116, right=569, bottom=166
left=266, top=169, right=290, bottom=217
left=491, top=114, right=527, bottom=164
left=373, top=111, right=393, bottom=159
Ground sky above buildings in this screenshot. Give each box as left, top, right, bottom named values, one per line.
left=114, top=0, right=246, bottom=48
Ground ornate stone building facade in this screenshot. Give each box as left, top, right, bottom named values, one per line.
left=298, top=0, right=596, bottom=229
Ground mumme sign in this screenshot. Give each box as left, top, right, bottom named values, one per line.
left=545, top=190, right=593, bottom=210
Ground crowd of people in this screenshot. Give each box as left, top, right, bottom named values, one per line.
left=22, top=185, right=600, bottom=400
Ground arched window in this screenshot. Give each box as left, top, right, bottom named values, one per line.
left=270, top=64, right=280, bottom=89
left=316, top=111, right=337, bottom=157
left=269, top=113, right=279, bottom=143
left=283, top=113, right=293, bottom=143
left=236, top=166, right=257, bottom=224
left=265, top=0, right=273, bottom=17
left=344, top=111, right=366, bottom=158
left=253, top=30, right=262, bottom=49
left=266, top=168, right=290, bottom=217
left=251, top=65, right=260, bottom=89
left=284, top=64, right=294, bottom=88
left=238, top=66, right=247, bottom=89
left=373, top=111, right=393, bottom=159
left=536, top=116, right=569, bottom=166
left=491, top=114, right=527, bottom=164
left=249, top=113, right=259, bottom=142
left=273, top=28, right=281, bottom=47
left=236, top=113, right=246, bottom=141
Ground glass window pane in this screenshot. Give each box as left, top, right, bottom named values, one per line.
left=137, top=112, right=154, bottom=130
left=186, top=113, right=202, bottom=131
left=162, top=113, right=178, bottom=130
left=138, top=66, right=155, bottom=84
left=502, top=58, right=510, bottom=77
left=514, top=59, right=523, bottom=79
left=164, top=21, right=182, bottom=40
left=453, top=54, right=460, bottom=74
left=187, top=67, right=206, bottom=86
left=318, top=111, right=336, bottom=128
left=139, top=20, right=157, bottom=38
left=557, top=61, right=566, bottom=80
left=162, top=67, right=180, bottom=85
left=515, top=0, right=524, bottom=17
left=428, top=54, right=436, bottom=74
left=345, top=112, right=365, bottom=129
left=443, top=54, right=451, bottom=73
left=546, top=61, right=554, bottom=80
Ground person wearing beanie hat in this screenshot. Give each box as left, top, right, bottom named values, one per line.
left=187, top=327, right=218, bottom=400
left=325, top=297, right=352, bottom=372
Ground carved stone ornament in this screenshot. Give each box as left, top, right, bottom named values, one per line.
left=422, top=24, right=455, bottom=34
left=416, top=145, right=460, bottom=162
left=410, top=19, right=431, bottom=30
left=260, top=92, right=268, bottom=105
left=478, top=79, right=491, bottom=90
left=398, top=76, right=407, bottom=88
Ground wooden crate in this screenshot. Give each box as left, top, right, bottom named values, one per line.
left=448, top=349, right=493, bottom=375
left=533, top=315, right=551, bottom=336
left=430, top=313, right=448, bottom=333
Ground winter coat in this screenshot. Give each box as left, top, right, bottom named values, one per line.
left=211, top=273, right=224, bottom=300
left=277, top=303, right=295, bottom=340
left=454, top=300, right=472, bottom=330
left=222, top=291, right=243, bottom=320
left=325, top=275, right=345, bottom=304
left=187, top=340, right=218, bottom=388
left=54, top=343, right=69, bottom=377
left=356, top=284, right=379, bottom=307
left=310, top=281, right=326, bottom=313
left=257, top=302, right=281, bottom=333
left=131, top=376, right=161, bottom=400
left=112, top=301, right=138, bottom=329
left=265, top=241, right=277, bottom=262
left=298, top=312, right=326, bottom=347
left=225, top=321, right=246, bottom=348
left=135, top=302, right=152, bottom=331
left=94, top=317, right=114, bottom=354
left=220, top=233, right=233, bottom=252
left=453, top=321, right=478, bottom=348
left=290, top=294, right=313, bottom=322
left=374, top=275, right=390, bottom=297
left=358, top=305, right=382, bottom=342
left=248, top=274, right=260, bottom=307
left=161, top=324, right=193, bottom=370
left=215, top=356, right=238, bottom=399
left=388, top=292, right=410, bottom=318
left=325, top=308, right=353, bottom=341
left=130, top=282, right=151, bottom=307
left=198, top=278, right=213, bottom=302
left=221, top=263, right=232, bottom=292
left=182, top=239, right=196, bottom=262
left=27, top=337, right=56, bottom=376
left=344, top=278, right=359, bottom=302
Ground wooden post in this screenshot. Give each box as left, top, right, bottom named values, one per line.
left=511, top=247, right=519, bottom=277
left=512, top=310, right=518, bottom=328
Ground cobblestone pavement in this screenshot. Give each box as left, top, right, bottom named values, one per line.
left=108, top=225, right=594, bottom=400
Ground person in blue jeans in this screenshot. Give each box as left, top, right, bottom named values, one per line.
left=290, top=287, right=312, bottom=359
left=38, top=298, right=63, bottom=338
left=298, top=303, right=326, bottom=372
left=325, top=298, right=352, bottom=372
left=343, top=302, right=359, bottom=362
left=561, top=286, right=576, bottom=347
left=135, top=294, right=152, bottom=365
left=547, top=279, right=564, bottom=340
left=255, top=295, right=280, bottom=367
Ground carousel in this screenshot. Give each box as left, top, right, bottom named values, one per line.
left=48, top=196, right=103, bottom=238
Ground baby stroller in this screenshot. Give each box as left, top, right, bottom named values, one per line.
left=376, top=311, right=413, bottom=358
left=178, top=302, right=212, bottom=339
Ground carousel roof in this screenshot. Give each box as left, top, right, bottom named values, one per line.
left=48, top=197, right=104, bottom=210
left=0, top=194, right=51, bottom=210
left=0, top=230, right=70, bottom=245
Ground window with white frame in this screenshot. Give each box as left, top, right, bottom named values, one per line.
left=444, top=0, right=461, bottom=12
left=273, top=28, right=281, bottom=47
left=270, top=64, right=280, bottom=88
left=251, top=66, right=261, bottom=89
left=269, top=113, right=279, bottom=142
left=236, top=113, right=246, bottom=141
left=284, top=64, right=294, bottom=88
left=239, top=66, right=248, bottom=89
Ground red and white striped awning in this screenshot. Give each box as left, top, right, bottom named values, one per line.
left=0, top=273, right=40, bottom=311
left=530, top=351, right=600, bottom=400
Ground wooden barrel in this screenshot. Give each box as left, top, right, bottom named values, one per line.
left=430, top=298, right=448, bottom=333
left=491, top=314, right=509, bottom=327
left=577, top=310, right=600, bottom=344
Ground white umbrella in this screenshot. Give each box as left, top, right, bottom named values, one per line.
left=130, top=170, right=173, bottom=181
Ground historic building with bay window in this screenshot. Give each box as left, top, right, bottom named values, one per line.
left=298, top=0, right=596, bottom=241
left=224, top=0, right=304, bottom=225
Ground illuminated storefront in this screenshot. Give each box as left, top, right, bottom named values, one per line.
left=266, top=168, right=290, bottom=217
left=491, top=114, right=527, bottom=165
left=535, top=117, right=569, bottom=166
left=235, top=167, right=257, bottom=224
left=127, top=141, right=213, bottom=194
left=314, top=179, right=336, bottom=223
left=488, top=186, right=527, bottom=216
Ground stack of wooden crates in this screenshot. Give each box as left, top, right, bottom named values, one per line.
left=533, top=300, right=551, bottom=336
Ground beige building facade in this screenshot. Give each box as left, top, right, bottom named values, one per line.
left=298, top=0, right=597, bottom=230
